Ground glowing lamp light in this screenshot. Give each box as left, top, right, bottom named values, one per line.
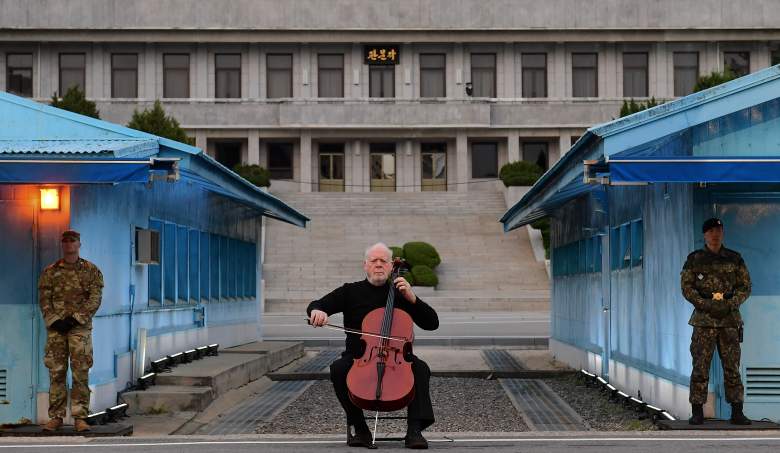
left=40, top=188, right=60, bottom=210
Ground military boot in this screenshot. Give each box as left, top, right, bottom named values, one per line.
left=74, top=418, right=92, bottom=432
left=730, top=402, right=752, bottom=425
left=688, top=404, right=704, bottom=425
left=42, top=417, right=63, bottom=431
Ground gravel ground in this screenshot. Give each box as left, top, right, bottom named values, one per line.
left=544, top=375, right=657, bottom=431
left=255, top=377, right=530, bottom=434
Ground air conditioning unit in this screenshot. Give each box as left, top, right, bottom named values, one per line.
left=135, top=228, right=160, bottom=265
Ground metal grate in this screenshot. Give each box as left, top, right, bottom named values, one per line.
left=500, top=378, right=586, bottom=431
left=482, top=349, right=526, bottom=371
left=746, top=367, right=780, bottom=398
left=201, top=349, right=341, bottom=435
left=0, top=369, right=6, bottom=400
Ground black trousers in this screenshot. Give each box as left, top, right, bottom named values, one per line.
left=330, top=352, right=435, bottom=431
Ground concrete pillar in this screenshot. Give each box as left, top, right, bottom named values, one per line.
left=351, top=140, right=363, bottom=192
left=248, top=130, right=260, bottom=165
left=195, top=130, right=207, bottom=152
left=654, top=42, right=668, bottom=99
left=248, top=45, right=260, bottom=99
left=145, top=43, right=157, bottom=99
left=507, top=131, right=520, bottom=162
left=456, top=132, right=468, bottom=192
left=553, top=43, right=566, bottom=99
left=503, top=43, right=515, bottom=98
left=556, top=132, right=572, bottom=165
left=91, top=43, right=104, bottom=98
left=300, top=45, right=311, bottom=98
left=454, top=43, right=464, bottom=100
left=402, top=140, right=414, bottom=192
left=196, top=44, right=209, bottom=98
left=300, top=132, right=312, bottom=192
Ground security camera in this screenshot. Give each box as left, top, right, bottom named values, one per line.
left=465, top=82, right=473, bottom=96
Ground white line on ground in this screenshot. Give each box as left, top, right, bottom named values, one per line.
left=4, top=437, right=780, bottom=448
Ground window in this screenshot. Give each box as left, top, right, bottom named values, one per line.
left=471, top=53, right=496, bottom=97
left=623, top=52, right=648, bottom=98
left=318, top=54, right=344, bottom=98
left=724, top=51, right=750, bottom=78
left=673, top=52, right=698, bottom=97
left=214, top=141, right=242, bottom=170
left=631, top=219, right=643, bottom=267
left=163, top=54, right=189, bottom=98
left=59, top=53, right=85, bottom=95
left=369, top=65, right=394, bottom=98
left=148, top=220, right=163, bottom=305
left=420, top=53, right=445, bottom=97
left=163, top=223, right=176, bottom=305
left=523, top=142, right=549, bottom=171
left=6, top=53, right=33, bottom=97
left=267, top=54, right=292, bottom=98
left=111, top=53, right=138, bottom=98
left=471, top=142, right=498, bottom=178
left=268, top=142, right=293, bottom=179
left=522, top=53, right=547, bottom=98
left=572, top=53, right=598, bottom=97
left=216, top=53, right=241, bottom=98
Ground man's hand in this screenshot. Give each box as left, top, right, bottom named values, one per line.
left=309, top=309, right=328, bottom=327
left=712, top=292, right=724, bottom=301
left=63, top=316, right=80, bottom=328
left=49, top=319, right=72, bottom=334
left=394, top=277, right=416, bottom=303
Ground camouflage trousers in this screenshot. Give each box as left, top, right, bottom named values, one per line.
left=689, top=326, right=744, bottom=405
left=44, top=325, right=94, bottom=419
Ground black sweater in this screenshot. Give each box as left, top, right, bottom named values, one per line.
left=307, top=279, right=439, bottom=356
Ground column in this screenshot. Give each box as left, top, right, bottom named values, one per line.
left=196, top=44, right=209, bottom=98
left=507, top=131, right=520, bottom=163
left=248, top=130, right=260, bottom=165
left=248, top=45, right=260, bottom=99
left=556, top=132, right=572, bottom=165
left=503, top=43, right=516, bottom=98
left=300, top=132, right=312, bottom=192
left=402, top=140, right=414, bottom=192
left=553, top=43, right=566, bottom=99
left=456, top=132, right=468, bottom=192
left=195, top=130, right=207, bottom=152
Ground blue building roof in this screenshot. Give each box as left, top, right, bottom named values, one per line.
left=501, top=65, right=780, bottom=232
left=0, top=91, right=308, bottom=227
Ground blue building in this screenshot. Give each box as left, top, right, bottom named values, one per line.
left=0, top=91, right=307, bottom=424
left=502, top=65, right=780, bottom=421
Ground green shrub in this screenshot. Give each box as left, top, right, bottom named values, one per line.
left=403, top=242, right=441, bottom=269
left=390, top=246, right=404, bottom=259
left=531, top=218, right=551, bottom=259
left=410, top=265, right=438, bottom=287
left=399, top=268, right=415, bottom=285
left=693, top=68, right=738, bottom=93
left=619, top=97, right=662, bottom=118
left=499, top=161, right=544, bottom=187
left=233, top=164, right=271, bottom=187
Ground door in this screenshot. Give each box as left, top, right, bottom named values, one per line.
left=318, top=144, right=345, bottom=192
left=370, top=144, right=396, bottom=192
left=713, top=194, right=780, bottom=421
left=0, top=201, right=37, bottom=423
left=421, top=143, right=447, bottom=191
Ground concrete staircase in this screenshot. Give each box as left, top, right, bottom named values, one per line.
left=263, top=191, right=549, bottom=313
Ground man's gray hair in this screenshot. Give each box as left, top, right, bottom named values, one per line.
left=364, top=242, right=393, bottom=261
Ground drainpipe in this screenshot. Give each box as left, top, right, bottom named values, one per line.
left=600, top=185, right=612, bottom=379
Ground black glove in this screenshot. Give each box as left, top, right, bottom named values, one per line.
left=709, top=302, right=732, bottom=319
left=63, top=316, right=81, bottom=329
left=50, top=319, right=72, bottom=334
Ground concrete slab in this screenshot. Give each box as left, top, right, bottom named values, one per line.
left=0, top=424, right=132, bottom=437
left=123, top=385, right=214, bottom=414
left=657, top=420, right=780, bottom=430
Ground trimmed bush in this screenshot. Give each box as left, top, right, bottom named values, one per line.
left=390, top=246, right=404, bottom=259
left=403, top=242, right=441, bottom=269
left=410, top=265, right=438, bottom=287
left=531, top=218, right=551, bottom=259
left=499, top=161, right=544, bottom=187
left=233, top=164, right=271, bottom=187
left=400, top=268, right=415, bottom=286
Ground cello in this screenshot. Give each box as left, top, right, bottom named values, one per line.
left=346, top=258, right=416, bottom=412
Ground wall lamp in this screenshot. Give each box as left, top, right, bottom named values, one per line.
left=40, top=187, right=60, bottom=211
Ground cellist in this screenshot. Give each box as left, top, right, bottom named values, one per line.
left=307, top=242, right=439, bottom=449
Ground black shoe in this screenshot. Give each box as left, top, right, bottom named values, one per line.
left=730, top=403, right=752, bottom=425
left=404, top=429, right=428, bottom=449
left=688, top=404, right=704, bottom=425
left=347, top=425, right=376, bottom=449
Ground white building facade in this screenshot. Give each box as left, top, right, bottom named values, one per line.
left=2, top=0, right=779, bottom=193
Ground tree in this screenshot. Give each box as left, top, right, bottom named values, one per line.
left=127, top=100, right=194, bottom=145
left=619, top=97, right=662, bottom=118
left=50, top=86, right=100, bottom=118
left=693, top=68, right=738, bottom=93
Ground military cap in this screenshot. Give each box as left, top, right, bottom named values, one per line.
left=702, top=218, right=723, bottom=233
left=61, top=229, right=81, bottom=241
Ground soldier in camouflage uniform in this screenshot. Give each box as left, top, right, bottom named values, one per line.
left=680, top=218, right=751, bottom=425
left=37, top=229, right=103, bottom=432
